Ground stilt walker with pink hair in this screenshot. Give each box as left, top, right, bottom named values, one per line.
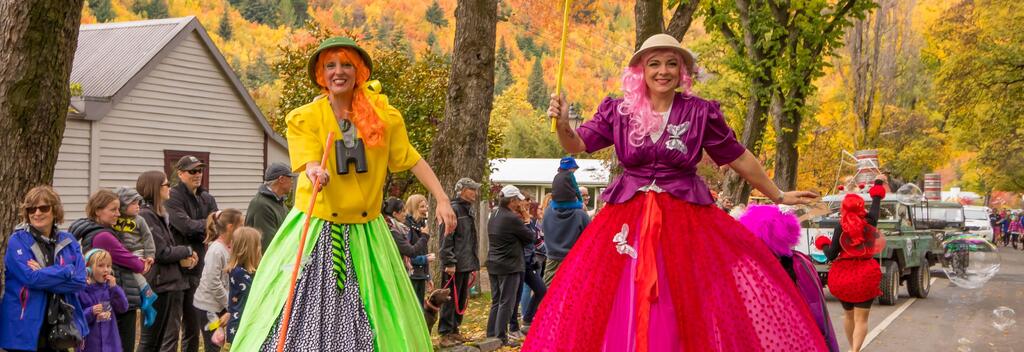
left=524, top=33, right=828, bottom=351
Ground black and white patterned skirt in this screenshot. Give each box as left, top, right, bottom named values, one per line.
left=260, top=223, right=375, bottom=351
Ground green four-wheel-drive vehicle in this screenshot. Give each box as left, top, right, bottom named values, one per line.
left=913, top=201, right=967, bottom=248
left=794, top=194, right=937, bottom=305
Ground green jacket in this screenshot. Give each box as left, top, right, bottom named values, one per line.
left=245, top=184, right=288, bottom=251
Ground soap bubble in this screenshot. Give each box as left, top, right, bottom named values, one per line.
left=941, top=235, right=1000, bottom=289
left=992, top=306, right=1016, bottom=332
left=897, top=183, right=924, bottom=206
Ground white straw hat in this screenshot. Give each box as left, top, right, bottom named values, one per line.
left=629, top=34, right=696, bottom=74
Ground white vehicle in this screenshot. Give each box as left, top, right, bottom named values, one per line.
left=963, top=205, right=995, bottom=242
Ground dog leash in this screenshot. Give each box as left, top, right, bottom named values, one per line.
left=442, top=271, right=477, bottom=315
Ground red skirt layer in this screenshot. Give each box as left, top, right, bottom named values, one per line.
left=826, top=258, right=881, bottom=303
left=523, top=192, right=827, bottom=352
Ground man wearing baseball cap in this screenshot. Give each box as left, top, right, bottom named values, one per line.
left=165, top=155, right=219, bottom=351
left=437, top=177, right=482, bottom=346
left=245, top=162, right=296, bottom=251
left=485, top=185, right=534, bottom=347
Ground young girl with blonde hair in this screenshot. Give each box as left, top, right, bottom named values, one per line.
left=193, top=208, right=243, bottom=352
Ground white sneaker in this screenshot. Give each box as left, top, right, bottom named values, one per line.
left=508, top=331, right=526, bottom=341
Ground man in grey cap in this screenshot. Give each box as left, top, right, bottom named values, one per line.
left=245, top=162, right=296, bottom=252
left=438, top=177, right=481, bottom=347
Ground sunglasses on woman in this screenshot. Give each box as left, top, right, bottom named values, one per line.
left=26, top=205, right=52, bottom=214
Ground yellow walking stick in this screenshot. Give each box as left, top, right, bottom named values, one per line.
left=550, top=0, right=572, bottom=132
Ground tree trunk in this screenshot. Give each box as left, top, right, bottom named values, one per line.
left=635, top=0, right=701, bottom=49
left=722, top=80, right=770, bottom=204
left=717, top=0, right=770, bottom=205
left=0, top=0, right=84, bottom=292
left=771, top=89, right=807, bottom=191
left=426, top=0, right=497, bottom=287
left=634, top=0, right=664, bottom=50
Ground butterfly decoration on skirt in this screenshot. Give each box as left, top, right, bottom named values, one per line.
left=613, top=224, right=637, bottom=259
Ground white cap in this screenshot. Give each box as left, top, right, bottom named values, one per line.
left=500, top=185, right=526, bottom=200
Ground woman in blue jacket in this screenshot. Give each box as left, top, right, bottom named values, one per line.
left=1, top=186, right=88, bottom=352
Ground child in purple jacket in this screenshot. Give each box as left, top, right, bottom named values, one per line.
left=77, top=249, right=128, bottom=352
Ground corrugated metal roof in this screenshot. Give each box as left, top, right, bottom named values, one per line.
left=490, top=158, right=610, bottom=185
left=72, top=17, right=192, bottom=98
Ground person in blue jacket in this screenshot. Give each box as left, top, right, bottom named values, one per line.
left=1, top=186, right=88, bottom=352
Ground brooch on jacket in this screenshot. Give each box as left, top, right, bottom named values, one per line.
left=664, top=121, right=691, bottom=154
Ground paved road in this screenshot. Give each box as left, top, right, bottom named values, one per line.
left=825, top=245, right=1024, bottom=351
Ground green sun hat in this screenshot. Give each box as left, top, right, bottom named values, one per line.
left=306, top=37, right=373, bottom=88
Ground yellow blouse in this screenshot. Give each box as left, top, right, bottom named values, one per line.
left=286, top=90, right=421, bottom=224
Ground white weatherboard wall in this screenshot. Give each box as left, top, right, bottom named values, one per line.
left=53, top=118, right=93, bottom=222
left=94, top=31, right=264, bottom=210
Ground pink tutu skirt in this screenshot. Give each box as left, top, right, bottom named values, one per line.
left=523, top=192, right=827, bottom=352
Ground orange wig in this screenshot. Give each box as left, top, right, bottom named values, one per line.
left=314, top=47, right=385, bottom=147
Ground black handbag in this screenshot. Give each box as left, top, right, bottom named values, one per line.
left=46, top=293, right=83, bottom=349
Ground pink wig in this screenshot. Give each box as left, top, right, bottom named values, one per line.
left=617, top=49, right=694, bottom=147
left=738, top=205, right=801, bottom=257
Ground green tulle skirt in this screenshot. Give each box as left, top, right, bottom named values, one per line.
left=232, top=209, right=432, bottom=351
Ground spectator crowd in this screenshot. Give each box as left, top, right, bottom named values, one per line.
left=1, top=155, right=595, bottom=351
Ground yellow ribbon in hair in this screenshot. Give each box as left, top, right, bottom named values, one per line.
left=361, top=79, right=382, bottom=94
left=361, top=79, right=389, bottom=108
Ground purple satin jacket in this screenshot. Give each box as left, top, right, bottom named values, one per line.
left=576, top=94, right=746, bottom=205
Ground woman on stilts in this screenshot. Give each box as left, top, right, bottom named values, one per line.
left=815, top=179, right=887, bottom=352
left=231, top=37, right=456, bottom=351
left=523, top=34, right=827, bottom=351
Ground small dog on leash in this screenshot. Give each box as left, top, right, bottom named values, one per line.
left=423, top=288, right=451, bottom=333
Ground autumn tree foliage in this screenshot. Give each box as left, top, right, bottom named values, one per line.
left=526, top=56, right=548, bottom=110
left=76, top=0, right=1022, bottom=200
left=927, top=0, right=1024, bottom=193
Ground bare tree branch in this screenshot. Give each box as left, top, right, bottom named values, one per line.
left=708, top=6, right=744, bottom=54
left=665, top=0, right=701, bottom=40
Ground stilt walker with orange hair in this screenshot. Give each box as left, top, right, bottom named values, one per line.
left=231, top=37, right=457, bottom=352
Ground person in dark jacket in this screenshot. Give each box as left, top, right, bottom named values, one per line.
left=136, top=170, right=199, bottom=352
left=383, top=197, right=429, bottom=284
left=998, top=210, right=1010, bottom=246
left=70, top=189, right=147, bottom=352
left=550, top=157, right=583, bottom=209
left=403, top=194, right=434, bottom=306
left=485, top=185, right=535, bottom=347
left=0, top=186, right=88, bottom=352
left=990, top=211, right=1002, bottom=244
left=245, top=162, right=295, bottom=252
left=542, top=158, right=592, bottom=285
left=514, top=199, right=546, bottom=336
left=437, top=177, right=481, bottom=347
left=165, top=155, right=218, bottom=352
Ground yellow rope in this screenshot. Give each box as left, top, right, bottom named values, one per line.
left=551, top=0, right=572, bottom=132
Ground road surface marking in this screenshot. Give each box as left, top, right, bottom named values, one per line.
left=863, top=277, right=939, bottom=349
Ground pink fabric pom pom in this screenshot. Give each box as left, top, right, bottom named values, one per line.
left=738, top=205, right=802, bottom=257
